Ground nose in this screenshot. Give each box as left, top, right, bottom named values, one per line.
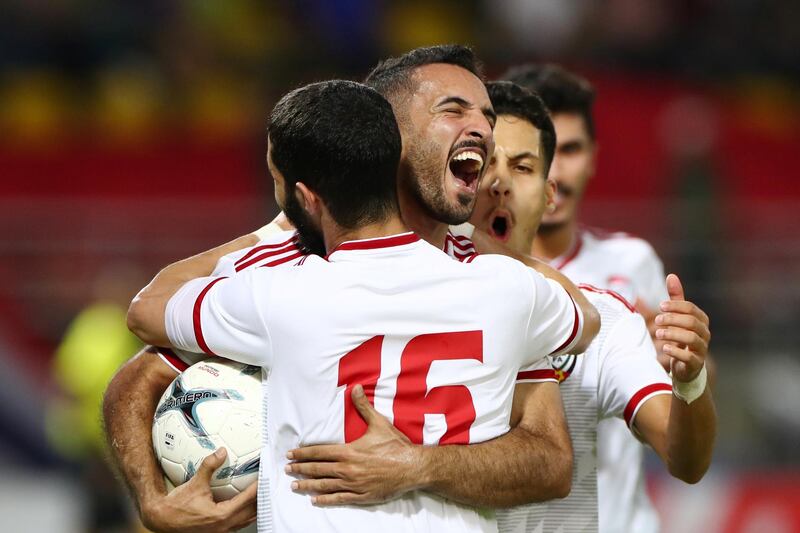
left=491, top=168, right=511, bottom=198
left=466, top=111, right=492, bottom=142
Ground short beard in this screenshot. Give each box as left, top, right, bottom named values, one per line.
left=282, top=190, right=327, bottom=257
left=404, top=134, right=473, bottom=226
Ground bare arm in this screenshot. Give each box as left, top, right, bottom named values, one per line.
left=127, top=233, right=259, bottom=346
left=631, top=274, right=716, bottom=483
left=104, top=347, right=258, bottom=532
left=287, top=381, right=572, bottom=508
left=471, top=229, right=599, bottom=354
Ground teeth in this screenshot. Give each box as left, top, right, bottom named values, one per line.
left=452, top=151, right=484, bottom=166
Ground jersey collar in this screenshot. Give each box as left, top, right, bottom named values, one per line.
left=325, top=232, right=420, bottom=260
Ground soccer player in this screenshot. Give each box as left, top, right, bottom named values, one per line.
left=287, top=82, right=715, bottom=531
left=501, top=64, right=690, bottom=532
left=103, top=45, right=598, bottom=532
left=127, top=79, right=595, bottom=532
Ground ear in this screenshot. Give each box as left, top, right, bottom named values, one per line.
left=544, top=178, right=557, bottom=213
left=295, top=182, right=322, bottom=219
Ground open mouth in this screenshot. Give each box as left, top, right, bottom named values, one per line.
left=448, top=149, right=485, bottom=192
left=488, top=210, right=513, bottom=242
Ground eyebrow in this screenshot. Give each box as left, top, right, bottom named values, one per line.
left=435, top=96, right=497, bottom=125
left=506, top=150, right=540, bottom=160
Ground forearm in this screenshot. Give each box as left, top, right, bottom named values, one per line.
left=664, top=388, right=716, bottom=483
left=416, top=423, right=571, bottom=507
left=471, top=229, right=599, bottom=352
left=128, top=233, right=259, bottom=345
left=103, top=347, right=177, bottom=514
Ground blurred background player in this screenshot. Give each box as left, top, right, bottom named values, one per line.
left=500, top=64, right=700, bottom=532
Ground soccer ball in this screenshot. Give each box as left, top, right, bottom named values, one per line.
left=152, top=357, right=262, bottom=501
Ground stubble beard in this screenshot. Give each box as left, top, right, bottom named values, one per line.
left=282, top=190, right=327, bottom=257
left=405, top=135, right=474, bottom=226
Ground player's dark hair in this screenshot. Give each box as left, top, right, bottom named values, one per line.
left=501, top=63, right=596, bottom=140
left=364, top=45, right=484, bottom=111
left=486, top=81, right=557, bottom=178
left=268, top=80, right=401, bottom=229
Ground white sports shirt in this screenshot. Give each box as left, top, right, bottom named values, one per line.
left=164, top=232, right=582, bottom=533
left=496, top=287, right=671, bottom=533
left=550, top=226, right=669, bottom=533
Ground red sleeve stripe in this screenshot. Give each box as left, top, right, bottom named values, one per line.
left=452, top=234, right=473, bottom=242
left=193, top=277, right=227, bottom=356
left=623, top=383, right=673, bottom=427
left=236, top=242, right=300, bottom=272
left=258, top=250, right=306, bottom=268
left=156, top=347, right=189, bottom=373
left=234, top=235, right=296, bottom=267
left=464, top=253, right=479, bottom=263
left=578, top=283, right=636, bottom=312
left=516, top=368, right=558, bottom=382
left=549, top=295, right=580, bottom=355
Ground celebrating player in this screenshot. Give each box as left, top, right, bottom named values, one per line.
left=503, top=64, right=708, bottom=532
left=127, top=79, right=595, bottom=532
left=103, top=45, right=598, bottom=532
left=289, top=81, right=715, bottom=531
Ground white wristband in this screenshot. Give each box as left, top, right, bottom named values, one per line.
left=252, top=222, right=284, bottom=241
left=672, top=364, right=707, bottom=404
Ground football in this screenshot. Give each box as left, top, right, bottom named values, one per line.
left=152, top=357, right=262, bottom=501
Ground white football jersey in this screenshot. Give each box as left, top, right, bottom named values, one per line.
left=496, top=288, right=671, bottom=532
left=549, top=226, right=669, bottom=533
left=165, top=232, right=583, bottom=533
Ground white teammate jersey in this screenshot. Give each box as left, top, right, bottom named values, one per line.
left=496, top=288, right=671, bottom=533
left=550, top=226, right=669, bottom=533
left=164, top=232, right=583, bottom=533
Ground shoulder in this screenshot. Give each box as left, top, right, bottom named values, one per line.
left=579, top=284, right=637, bottom=314
left=215, top=230, right=306, bottom=276
left=580, top=226, right=662, bottom=266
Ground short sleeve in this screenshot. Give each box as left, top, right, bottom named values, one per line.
left=597, top=312, right=671, bottom=429
left=165, top=270, right=274, bottom=368
left=522, top=266, right=584, bottom=362
left=516, top=357, right=559, bottom=383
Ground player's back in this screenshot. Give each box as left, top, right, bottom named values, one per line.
left=255, top=233, right=579, bottom=532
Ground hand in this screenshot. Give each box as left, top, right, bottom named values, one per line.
left=654, top=274, right=711, bottom=382
left=286, top=384, right=421, bottom=506
left=141, top=448, right=257, bottom=533
left=634, top=297, right=670, bottom=370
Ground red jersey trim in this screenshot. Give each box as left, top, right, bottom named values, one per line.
left=236, top=241, right=301, bottom=272
left=193, top=277, right=227, bottom=356
left=156, top=347, right=189, bottom=373
left=578, top=283, right=637, bottom=312
left=465, top=253, right=479, bottom=263
left=554, top=233, right=583, bottom=270
left=549, top=295, right=580, bottom=355
left=257, top=250, right=306, bottom=268
left=326, top=232, right=419, bottom=257
left=623, top=383, right=673, bottom=427
left=516, top=368, right=558, bottom=382
left=446, top=234, right=475, bottom=252
left=235, top=235, right=297, bottom=267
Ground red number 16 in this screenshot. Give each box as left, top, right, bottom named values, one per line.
left=337, top=331, right=483, bottom=445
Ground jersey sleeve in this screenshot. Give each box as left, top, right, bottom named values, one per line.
left=522, top=265, right=584, bottom=362
left=516, top=357, right=559, bottom=383
left=597, top=312, right=671, bottom=430
left=165, top=269, right=274, bottom=368
left=629, top=241, right=668, bottom=310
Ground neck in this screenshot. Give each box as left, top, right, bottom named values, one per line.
left=323, top=214, right=410, bottom=253
left=531, top=218, right=578, bottom=261
left=397, top=184, right=450, bottom=249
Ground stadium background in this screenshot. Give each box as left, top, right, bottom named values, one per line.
left=1, top=1, right=798, bottom=531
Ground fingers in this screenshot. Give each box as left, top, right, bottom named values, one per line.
left=666, top=273, right=685, bottom=301
left=292, top=477, right=351, bottom=494
left=351, top=385, right=380, bottom=425
left=663, top=344, right=704, bottom=380
left=658, top=300, right=709, bottom=326
left=311, top=491, right=373, bottom=507
left=655, top=313, right=710, bottom=342
left=224, top=480, right=258, bottom=511
left=195, top=448, right=227, bottom=483
left=286, top=461, right=343, bottom=479
left=288, top=444, right=348, bottom=462
left=655, top=327, right=708, bottom=354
